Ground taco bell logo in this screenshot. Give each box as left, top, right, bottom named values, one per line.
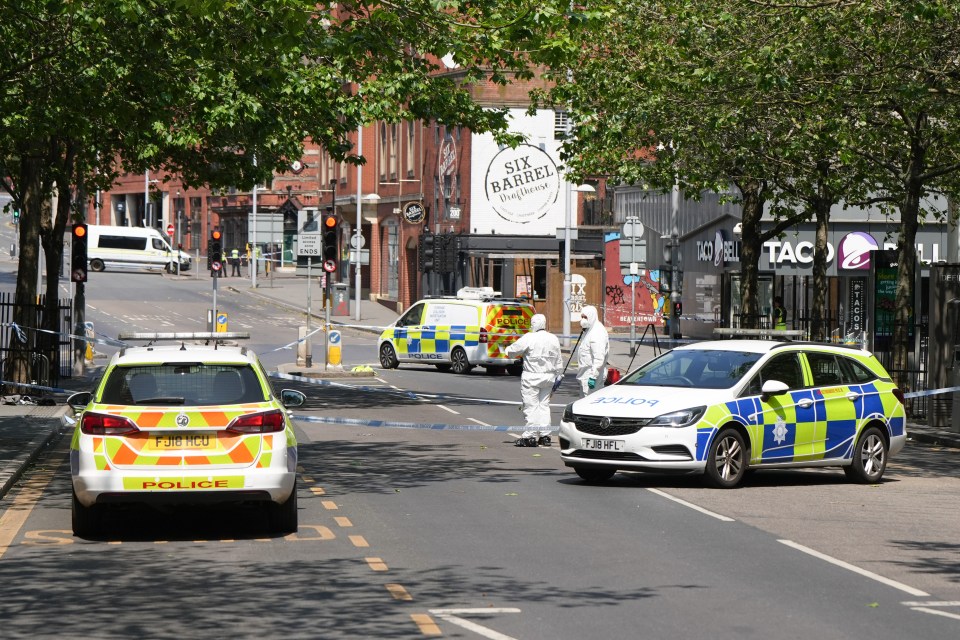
left=838, top=232, right=879, bottom=270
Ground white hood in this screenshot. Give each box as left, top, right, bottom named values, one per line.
left=570, top=384, right=733, bottom=419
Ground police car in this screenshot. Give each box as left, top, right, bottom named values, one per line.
left=559, top=340, right=907, bottom=487
left=378, top=287, right=535, bottom=375
left=67, top=332, right=306, bottom=536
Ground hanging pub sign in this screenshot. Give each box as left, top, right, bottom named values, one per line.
left=403, top=201, right=426, bottom=224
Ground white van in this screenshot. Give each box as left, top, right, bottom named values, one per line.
left=87, top=225, right=191, bottom=273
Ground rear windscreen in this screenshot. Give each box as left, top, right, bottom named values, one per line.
left=99, top=364, right=267, bottom=406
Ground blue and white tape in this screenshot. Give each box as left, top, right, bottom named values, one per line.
left=288, top=413, right=540, bottom=432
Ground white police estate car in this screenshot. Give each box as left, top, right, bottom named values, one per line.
left=67, top=333, right=306, bottom=537
left=559, top=340, right=907, bottom=487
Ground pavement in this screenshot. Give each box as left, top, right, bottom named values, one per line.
left=1, top=267, right=958, bottom=501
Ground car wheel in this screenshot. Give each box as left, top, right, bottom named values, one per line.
left=166, top=261, right=176, bottom=274
left=72, top=488, right=101, bottom=538
left=575, top=467, right=616, bottom=483
left=435, top=364, right=452, bottom=372
left=379, top=343, right=399, bottom=369
left=450, top=347, right=473, bottom=374
left=844, top=425, right=888, bottom=484
left=89, top=258, right=105, bottom=272
left=705, top=428, right=747, bottom=489
left=507, top=364, right=523, bottom=377
left=267, top=483, right=298, bottom=534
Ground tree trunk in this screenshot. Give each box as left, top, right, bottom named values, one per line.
left=811, top=196, right=831, bottom=342
left=737, top=180, right=765, bottom=329
left=7, top=156, right=43, bottom=392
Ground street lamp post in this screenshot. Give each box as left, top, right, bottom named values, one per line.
left=562, top=182, right=596, bottom=349
left=175, top=189, right=181, bottom=277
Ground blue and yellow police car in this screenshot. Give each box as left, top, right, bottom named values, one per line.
left=559, top=340, right=907, bottom=487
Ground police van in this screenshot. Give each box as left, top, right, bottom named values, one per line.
left=87, top=225, right=192, bottom=273
left=378, top=287, right=535, bottom=375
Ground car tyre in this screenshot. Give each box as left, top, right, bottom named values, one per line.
left=89, top=258, right=105, bottom=272
left=843, top=425, right=888, bottom=484
left=379, top=343, right=399, bottom=369
left=574, top=467, right=616, bottom=483
left=705, top=428, right=747, bottom=489
left=450, top=347, right=473, bottom=374
left=268, top=484, right=298, bottom=534
left=72, top=488, right=101, bottom=538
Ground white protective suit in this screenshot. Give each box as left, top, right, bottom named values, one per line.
left=505, top=314, right=563, bottom=435
left=576, top=305, right=609, bottom=397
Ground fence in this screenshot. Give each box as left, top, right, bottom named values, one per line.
left=0, top=291, right=73, bottom=389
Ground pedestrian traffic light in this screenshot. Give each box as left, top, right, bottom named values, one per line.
left=321, top=209, right=339, bottom=271
left=71, top=223, right=88, bottom=283
left=209, top=229, right=223, bottom=275
left=419, top=232, right=435, bottom=272
left=674, top=301, right=682, bottom=317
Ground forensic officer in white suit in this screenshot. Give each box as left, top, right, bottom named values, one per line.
left=505, top=313, right=563, bottom=446
left=576, top=305, right=609, bottom=397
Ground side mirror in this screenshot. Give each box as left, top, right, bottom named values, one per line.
left=280, top=389, right=306, bottom=408
left=67, top=391, right=92, bottom=410
left=760, top=379, right=790, bottom=401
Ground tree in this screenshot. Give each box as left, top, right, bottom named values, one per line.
left=0, top=0, right=574, bottom=388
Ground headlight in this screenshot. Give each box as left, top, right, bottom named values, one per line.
left=562, top=403, right=574, bottom=422
left=648, top=406, right=706, bottom=428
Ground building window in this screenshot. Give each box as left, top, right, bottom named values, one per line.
left=534, top=260, right=547, bottom=300
left=554, top=110, right=570, bottom=139
left=380, top=123, right=388, bottom=182
left=384, top=221, right=399, bottom=299
left=389, top=124, right=398, bottom=181
left=406, top=121, right=416, bottom=179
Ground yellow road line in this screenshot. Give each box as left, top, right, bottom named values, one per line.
left=365, top=557, right=388, bottom=571
left=410, top=613, right=441, bottom=636
left=321, top=500, right=338, bottom=510
left=349, top=534, right=369, bottom=548
left=334, top=516, right=352, bottom=527
left=0, top=459, right=64, bottom=561
left=386, top=583, right=413, bottom=601
left=310, top=486, right=325, bottom=495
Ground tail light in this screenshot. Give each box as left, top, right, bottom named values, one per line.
left=892, top=388, right=905, bottom=406
left=479, top=328, right=488, bottom=343
left=81, top=412, right=140, bottom=436
left=226, top=410, right=285, bottom=434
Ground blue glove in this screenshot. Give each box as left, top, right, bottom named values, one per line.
left=588, top=377, right=597, bottom=389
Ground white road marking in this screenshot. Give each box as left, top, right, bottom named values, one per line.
left=428, top=609, right=522, bottom=640
left=469, top=418, right=491, bottom=426
left=646, top=489, right=735, bottom=522
left=908, top=607, right=960, bottom=621
left=779, top=539, right=929, bottom=597
left=902, top=601, right=960, bottom=607
left=436, top=404, right=460, bottom=415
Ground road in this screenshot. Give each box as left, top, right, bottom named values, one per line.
left=0, top=268, right=958, bottom=638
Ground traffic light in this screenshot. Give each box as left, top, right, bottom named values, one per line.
left=419, top=232, right=435, bottom=272
left=71, top=223, right=88, bottom=283
left=209, top=229, right=223, bottom=275
left=321, top=209, right=339, bottom=271
left=673, top=301, right=682, bottom=317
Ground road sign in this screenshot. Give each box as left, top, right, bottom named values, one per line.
left=216, top=313, right=228, bottom=332
left=166, top=223, right=174, bottom=236
left=622, top=218, right=644, bottom=238
left=620, top=243, right=647, bottom=265
left=212, top=261, right=222, bottom=272
left=298, top=232, right=322, bottom=256
left=350, top=233, right=365, bottom=249
left=323, top=259, right=337, bottom=272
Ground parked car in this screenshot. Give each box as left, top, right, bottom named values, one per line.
left=67, top=332, right=305, bottom=536
left=559, top=340, right=907, bottom=487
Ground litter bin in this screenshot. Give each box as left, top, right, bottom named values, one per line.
left=332, top=283, right=350, bottom=317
